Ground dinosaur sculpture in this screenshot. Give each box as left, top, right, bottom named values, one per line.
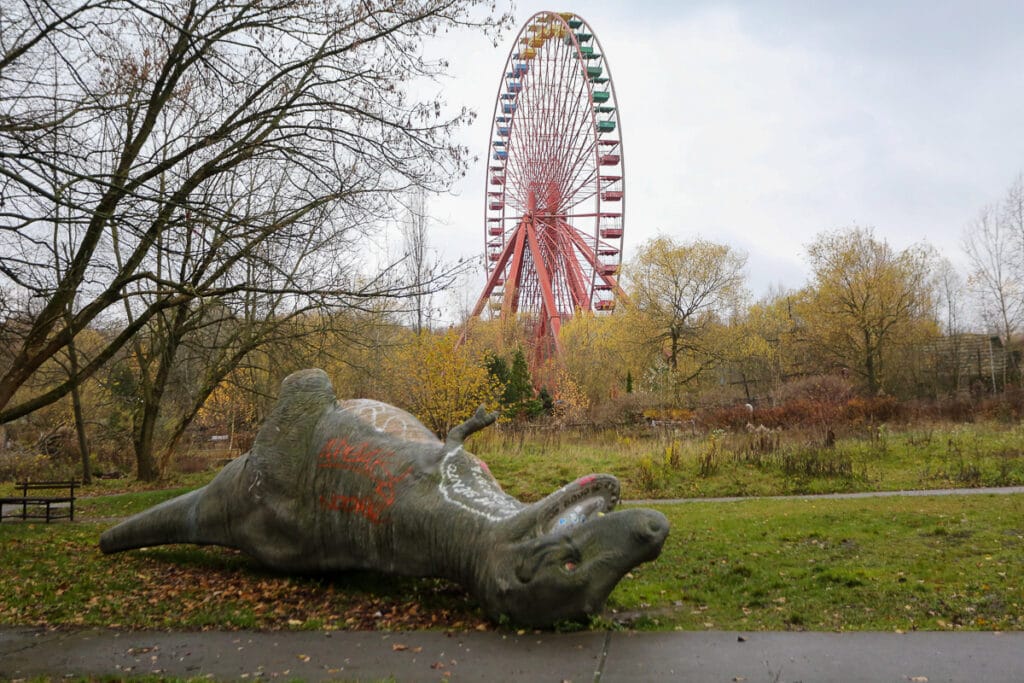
left=100, top=369, right=669, bottom=626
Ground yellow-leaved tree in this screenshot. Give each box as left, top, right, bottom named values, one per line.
left=798, top=226, right=939, bottom=394
left=558, top=310, right=648, bottom=406
left=729, top=289, right=819, bottom=399
left=380, top=329, right=503, bottom=438
left=623, top=235, right=748, bottom=401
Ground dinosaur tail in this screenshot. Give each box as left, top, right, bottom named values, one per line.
left=99, top=487, right=212, bottom=553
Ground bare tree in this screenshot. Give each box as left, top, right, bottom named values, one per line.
left=401, top=187, right=438, bottom=332
left=0, top=0, right=511, bottom=431
left=934, top=258, right=967, bottom=338
left=1005, top=174, right=1024, bottom=274
left=121, top=175, right=427, bottom=479
left=963, top=202, right=1024, bottom=385
left=929, top=257, right=969, bottom=393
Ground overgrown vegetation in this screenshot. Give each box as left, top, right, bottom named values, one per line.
left=468, top=419, right=1024, bottom=501
left=5, top=417, right=1023, bottom=503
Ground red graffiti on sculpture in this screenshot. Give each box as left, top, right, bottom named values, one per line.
left=319, top=493, right=386, bottom=523
left=316, top=437, right=411, bottom=523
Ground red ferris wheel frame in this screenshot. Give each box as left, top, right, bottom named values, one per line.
left=470, top=11, right=626, bottom=357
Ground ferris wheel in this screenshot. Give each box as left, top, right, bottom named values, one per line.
left=470, top=11, right=625, bottom=355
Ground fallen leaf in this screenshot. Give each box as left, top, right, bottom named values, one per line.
left=392, top=643, right=408, bottom=651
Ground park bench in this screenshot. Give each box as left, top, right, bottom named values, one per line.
left=0, top=480, right=77, bottom=523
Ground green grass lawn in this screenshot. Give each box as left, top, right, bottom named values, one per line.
left=613, top=494, right=1024, bottom=631
left=2, top=490, right=1021, bottom=633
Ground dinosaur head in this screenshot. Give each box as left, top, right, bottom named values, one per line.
left=477, top=474, right=669, bottom=626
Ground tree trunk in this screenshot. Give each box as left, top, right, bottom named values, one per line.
left=68, top=351, right=92, bottom=484
left=132, top=335, right=175, bottom=482
left=64, top=298, right=92, bottom=483
left=864, top=328, right=878, bottom=394
left=134, top=397, right=162, bottom=482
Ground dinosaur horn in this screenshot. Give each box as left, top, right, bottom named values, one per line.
left=445, top=406, right=499, bottom=446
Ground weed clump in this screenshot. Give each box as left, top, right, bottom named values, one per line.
left=779, top=449, right=854, bottom=479
left=635, top=456, right=658, bottom=491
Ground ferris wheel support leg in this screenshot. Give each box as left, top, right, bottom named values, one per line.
left=470, top=229, right=520, bottom=319
left=502, top=222, right=529, bottom=317
left=524, top=219, right=562, bottom=350
left=532, top=316, right=559, bottom=367
left=557, top=225, right=592, bottom=312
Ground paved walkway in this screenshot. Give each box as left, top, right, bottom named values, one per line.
left=630, top=484, right=1024, bottom=506
left=3, top=626, right=1023, bottom=682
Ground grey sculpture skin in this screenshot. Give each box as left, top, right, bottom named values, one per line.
left=100, top=369, right=669, bottom=627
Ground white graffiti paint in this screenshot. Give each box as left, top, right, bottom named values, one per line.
left=247, top=468, right=264, bottom=501
left=439, top=446, right=523, bottom=522
left=338, top=399, right=438, bottom=444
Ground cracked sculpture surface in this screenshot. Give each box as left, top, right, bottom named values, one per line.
left=100, top=368, right=669, bottom=626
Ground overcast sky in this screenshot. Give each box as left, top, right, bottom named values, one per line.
left=416, top=0, right=1024, bottom=318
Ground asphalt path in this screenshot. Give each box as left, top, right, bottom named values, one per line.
left=629, top=484, right=1024, bottom=506
left=3, top=626, right=1023, bottom=682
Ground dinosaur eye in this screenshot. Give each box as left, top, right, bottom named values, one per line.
left=564, top=560, right=577, bottom=571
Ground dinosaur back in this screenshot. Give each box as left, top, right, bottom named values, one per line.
left=336, top=399, right=441, bottom=445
